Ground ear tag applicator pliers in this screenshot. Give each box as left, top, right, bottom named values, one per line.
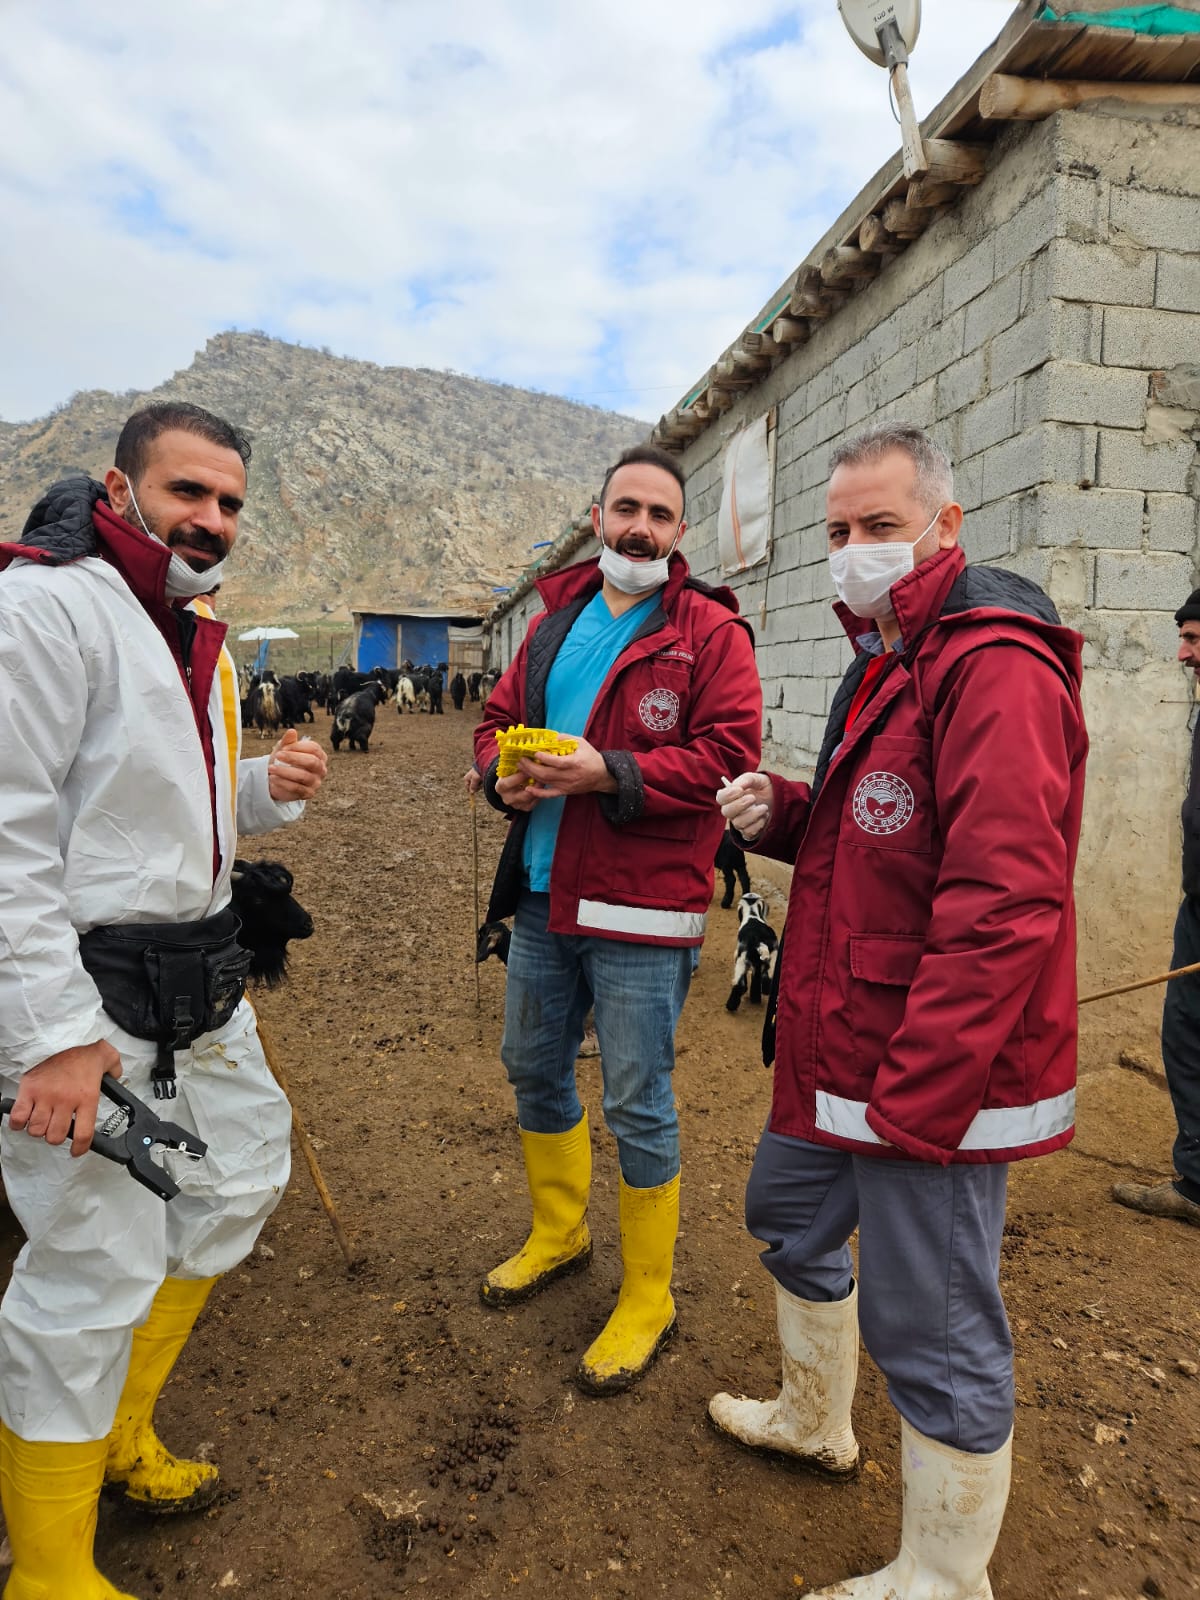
left=0, top=1076, right=207, bottom=1202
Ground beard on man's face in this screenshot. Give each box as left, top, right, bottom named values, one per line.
left=126, top=503, right=225, bottom=570
left=615, top=532, right=659, bottom=559
left=118, top=484, right=226, bottom=570
left=166, top=527, right=227, bottom=571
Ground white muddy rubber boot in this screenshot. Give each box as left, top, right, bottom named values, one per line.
left=708, top=1279, right=859, bottom=1477
left=811, top=1418, right=1012, bottom=1598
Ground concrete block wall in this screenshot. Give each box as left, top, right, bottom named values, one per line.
left=677, top=111, right=1195, bottom=751
left=677, top=106, right=1200, bottom=1058
left=487, top=105, right=1200, bottom=1059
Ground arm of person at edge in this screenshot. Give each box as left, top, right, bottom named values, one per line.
left=718, top=770, right=813, bottom=864
left=0, top=602, right=119, bottom=1156
left=864, top=645, right=1081, bottom=1164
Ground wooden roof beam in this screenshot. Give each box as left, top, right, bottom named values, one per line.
left=859, top=214, right=903, bottom=256
left=656, top=409, right=704, bottom=445
left=821, top=245, right=881, bottom=286
left=905, top=178, right=966, bottom=209
left=788, top=281, right=851, bottom=318
left=770, top=315, right=809, bottom=346
left=882, top=196, right=938, bottom=236
left=903, top=139, right=990, bottom=209
left=921, top=139, right=989, bottom=185
left=715, top=331, right=781, bottom=379
left=980, top=72, right=1200, bottom=122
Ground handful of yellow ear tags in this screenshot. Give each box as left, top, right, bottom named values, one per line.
left=496, top=724, right=579, bottom=780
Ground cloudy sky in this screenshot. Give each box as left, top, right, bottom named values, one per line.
left=2, top=1, right=1015, bottom=424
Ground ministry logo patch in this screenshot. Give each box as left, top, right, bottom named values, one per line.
left=638, top=687, right=680, bottom=733
left=852, top=771, right=915, bottom=836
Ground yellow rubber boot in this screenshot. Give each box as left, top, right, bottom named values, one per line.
left=104, top=1276, right=220, bottom=1515
left=575, top=1172, right=679, bottom=1395
left=0, top=1424, right=140, bottom=1598
left=480, top=1114, right=592, bottom=1307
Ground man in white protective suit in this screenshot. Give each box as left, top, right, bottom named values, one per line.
left=0, top=402, right=326, bottom=1598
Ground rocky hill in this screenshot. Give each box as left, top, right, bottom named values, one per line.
left=0, top=333, right=644, bottom=621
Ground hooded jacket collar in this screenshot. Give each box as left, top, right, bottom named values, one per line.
left=92, top=497, right=175, bottom=611
left=3, top=473, right=178, bottom=610
left=534, top=549, right=741, bottom=618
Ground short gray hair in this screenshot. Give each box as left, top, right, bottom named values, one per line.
left=829, top=423, right=954, bottom=515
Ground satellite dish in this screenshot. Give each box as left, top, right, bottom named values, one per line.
left=837, top=0, right=927, bottom=178
left=837, top=1, right=921, bottom=68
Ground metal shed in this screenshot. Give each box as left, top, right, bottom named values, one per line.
left=351, top=609, right=485, bottom=673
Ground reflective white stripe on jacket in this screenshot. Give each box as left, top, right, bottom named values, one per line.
left=0, top=556, right=302, bottom=1074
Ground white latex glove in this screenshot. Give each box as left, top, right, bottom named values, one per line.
left=716, top=772, right=774, bottom=844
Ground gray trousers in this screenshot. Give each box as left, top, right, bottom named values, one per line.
left=1161, top=895, right=1200, bottom=1198
left=746, top=1131, right=1013, bottom=1453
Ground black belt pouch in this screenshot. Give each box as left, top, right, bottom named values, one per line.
left=77, top=909, right=252, bottom=1099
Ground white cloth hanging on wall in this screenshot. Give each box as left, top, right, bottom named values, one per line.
left=717, top=415, right=773, bottom=576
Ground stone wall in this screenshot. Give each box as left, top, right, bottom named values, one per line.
left=490, top=104, right=1200, bottom=1061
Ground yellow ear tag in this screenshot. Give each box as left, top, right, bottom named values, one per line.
left=496, top=725, right=579, bottom=781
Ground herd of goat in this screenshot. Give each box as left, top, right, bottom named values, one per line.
left=237, top=661, right=779, bottom=1016
left=239, top=662, right=502, bottom=754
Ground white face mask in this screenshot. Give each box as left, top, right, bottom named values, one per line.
left=596, top=508, right=681, bottom=596
left=125, top=480, right=228, bottom=599
left=827, top=507, right=943, bottom=621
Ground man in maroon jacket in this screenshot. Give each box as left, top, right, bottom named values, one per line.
left=474, top=445, right=761, bottom=1395
left=712, top=424, right=1087, bottom=1599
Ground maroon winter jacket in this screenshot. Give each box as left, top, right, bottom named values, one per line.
left=476, top=553, right=761, bottom=947
left=753, top=545, right=1087, bottom=1166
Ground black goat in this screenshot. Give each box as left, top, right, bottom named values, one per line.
left=230, top=860, right=314, bottom=987
left=476, top=921, right=512, bottom=967
left=715, top=829, right=751, bottom=909
left=726, top=892, right=778, bottom=1013
left=331, top=681, right=387, bottom=752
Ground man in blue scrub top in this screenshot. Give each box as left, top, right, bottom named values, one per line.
left=474, top=445, right=762, bottom=1394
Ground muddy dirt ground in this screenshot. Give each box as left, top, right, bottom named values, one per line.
left=2, top=709, right=1198, bottom=1599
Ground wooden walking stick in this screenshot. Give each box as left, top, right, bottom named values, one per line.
left=253, top=1009, right=359, bottom=1271
left=1079, top=959, right=1200, bottom=1007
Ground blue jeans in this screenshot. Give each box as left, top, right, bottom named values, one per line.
left=500, top=893, right=694, bottom=1188
left=746, top=1131, right=1013, bottom=1452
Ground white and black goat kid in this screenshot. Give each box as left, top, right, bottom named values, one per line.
left=229, top=860, right=314, bottom=987
left=725, top=892, right=778, bottom=1014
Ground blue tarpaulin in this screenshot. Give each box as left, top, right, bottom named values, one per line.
left=357, top=615, right=398, bottom=671
left=1041, top=5, right=1200, bottom=31
left=400, top=617, right=449, bottom=666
